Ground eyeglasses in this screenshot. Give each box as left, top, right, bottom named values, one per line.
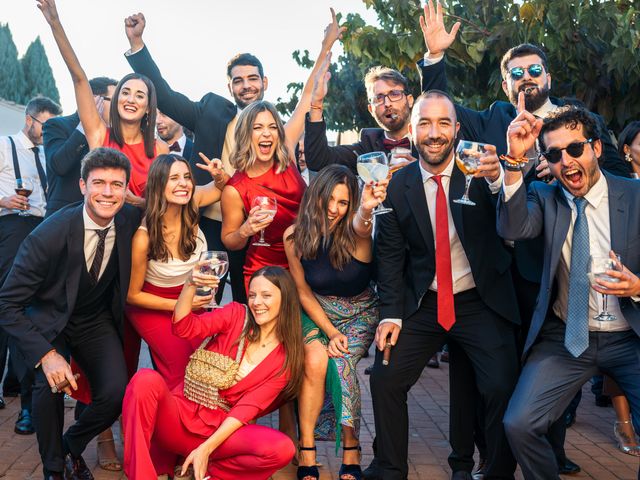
left=509, top=64, right=544, bottom=80
left=29, top=114, right=43, bottom=125
left=370, top=89, right=407, bottom=106
left=540, top=139, right=593, bottom=163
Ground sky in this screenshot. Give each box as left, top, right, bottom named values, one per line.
left=1, top=0, right=378, bottom=116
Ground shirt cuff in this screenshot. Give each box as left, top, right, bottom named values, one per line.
left=486, top=164, right=504, bottom=193
left=379, top=318, right=402, bottom=329
left=124, top=45, right=144, bottom=56
left=422, top=52, right=445, bottom=66
left=631, top=296, right=640, bottom=302
left=502, top=177, right=524, bottom=202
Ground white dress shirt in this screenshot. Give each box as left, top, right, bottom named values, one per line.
left=503, top=174, right=630, bottom=331
left=83, top=206, right=116, bottom=280
left=0, top=132, right=47, bottom=217
left=381, top=157, right=503, bottom=329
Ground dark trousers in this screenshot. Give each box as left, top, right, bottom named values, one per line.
left=199, top=216, right=247, bottom=304
left=504, top=318, right=640, bottom=480
left=33, top=313, right=127, bottom=474
left=370, top=289, right=518, bottom=480
left=0, top=214, right=42, bottom=405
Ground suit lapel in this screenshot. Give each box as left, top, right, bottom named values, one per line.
left=65, top=206, right=85, bottom=312
left=372, top=130, right=385, bottom=153
left=448, top=163, right=466, bottom=245
left=404, top=163, right=434, bottom=250
left=115, top=210, right=131, bottom=308
left=606, top=175, right=627, bottom=255
left=550, top=185, right=571, bottom=276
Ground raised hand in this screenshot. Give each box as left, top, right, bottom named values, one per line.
left=196, top=152, right=226, bottom=183
left=124, top=13, right=146, bottom=50
left=321, top=7, right=347, bottom=51
left=361, top=178, right=389, bottom=212
left=311, top=51, right=332, bottom=105
left=419, top=0, right=461, bottom=57
left=36, top=0, right=61, bottom=26
left=506, top=92, right=543, bottom=159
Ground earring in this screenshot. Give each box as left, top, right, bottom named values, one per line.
left=625, top=152, right=632, bottom=162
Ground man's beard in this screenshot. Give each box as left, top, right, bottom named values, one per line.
left=509, top=83, right=550, bottom=112
left=418, top=136, right=455, bottom=166
left=26, top=124, right=41, bottom=145
left=234, top=88, right=263, bottom=110
left=373, top=106, right=411, bottom=133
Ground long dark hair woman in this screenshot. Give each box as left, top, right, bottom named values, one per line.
left=123, top=266, right=304, bottom=479
left=284, top=165, right=388, bottom=480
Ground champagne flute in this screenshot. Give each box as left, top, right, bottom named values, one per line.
left=14, top=178, right=34, bottom=216
left=196, top=251, right=229, bottom=309
left=588, top=254, right=622, bottom=321
left=251, top=196, right=277, bottom=247
left=454, top=141, right=486, bottom=206
left=357, top=151, right=392, bottom=215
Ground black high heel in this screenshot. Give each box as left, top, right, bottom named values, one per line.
left=296, top=445, right=320, bottom=480
left=338, top=445, right=362, bottom=480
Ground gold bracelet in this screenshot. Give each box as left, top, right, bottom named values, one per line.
left=357, top=208, right=373, bottom=226
left=310, top=103, right=324, bottom=110
left=499, top=154, right=529, bottom=166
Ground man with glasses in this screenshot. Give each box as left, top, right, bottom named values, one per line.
left=498, top=103, right=640, bottom=480
left=304, top=65, right=419, bottom=173
left=0, top=95, right=61, bottom=434
left=44, top=77, right=117, bottom=217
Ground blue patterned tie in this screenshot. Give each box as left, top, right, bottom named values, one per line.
left=565, top=197, right=590, bottom=357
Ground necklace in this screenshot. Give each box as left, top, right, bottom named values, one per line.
left=260, top=338, right=277, bottom=348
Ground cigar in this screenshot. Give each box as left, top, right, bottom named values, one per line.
left=524, top=86, right=536, bottom=95
left=382, top=341, right=392, bottom=366
left=51, top=373, right=80, bottom=394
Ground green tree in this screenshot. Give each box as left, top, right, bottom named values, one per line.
left=280, top=0, right=640, bottom=133
left=0, top=23, right=26, bottom=103
left=21, top=37, right=60, bottom=104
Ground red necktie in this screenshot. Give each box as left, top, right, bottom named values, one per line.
left=382, top=137, right=411, bottom=151
left=432, top=175, right=456, bottom=330
left=169, top=141, right=181, bottom=152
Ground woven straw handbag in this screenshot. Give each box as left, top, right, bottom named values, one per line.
left=183, top=306, right=248, bottom=410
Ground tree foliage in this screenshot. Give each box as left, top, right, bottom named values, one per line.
left=0, top=25, right=59, bottom=106
left=279, top=0, right=640, bottom=133
left=21, top=37, right=60, bottom=104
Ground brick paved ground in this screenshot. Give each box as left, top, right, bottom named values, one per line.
left=1, top=347, right=638, bottom=479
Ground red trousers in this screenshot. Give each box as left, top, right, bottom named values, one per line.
left=123, top=369, right=295, bottom=479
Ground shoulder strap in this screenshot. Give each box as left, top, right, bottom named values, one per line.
left=8, top=137, right=22, bottom=180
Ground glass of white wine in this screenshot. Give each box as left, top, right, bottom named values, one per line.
left=588, top=254, right=622, bottom=322
left=196, top=251, right=229, bottom=309
left=357, top=151, right=392, bottom=215
left=454, top=141, right=486, bottom=206
left=251, top=196, right=277, bottom=247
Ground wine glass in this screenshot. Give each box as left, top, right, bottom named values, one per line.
left=14, top=178, right=34, bottom=216
left=251, top=196, right=277, bottom=247
left=357, top=151, right=392, bottom=215
left=588, top=254, right=623, bottom=322
left=196, top=251, right=229, bottom=309
left=454, top=141, right=486, bottom=206
left=388, top=146, right=412, bottom=174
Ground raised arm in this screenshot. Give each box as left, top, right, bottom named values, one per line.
left=283, top=8, right=346, bottom=154
left=37, top=0, right=106, bottom=149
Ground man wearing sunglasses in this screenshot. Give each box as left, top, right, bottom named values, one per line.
left=43, top=77, right=117, bottom=217
left=498, top=102, right=640, bottom=480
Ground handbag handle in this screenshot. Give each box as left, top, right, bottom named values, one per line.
left=197, top=304, right=249, bottom=361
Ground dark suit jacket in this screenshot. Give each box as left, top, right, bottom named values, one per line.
left=304, top=114, right=419, bottom=173
left=126, top=46, right=237, bottom=186
left=43, top=113, right=88, bottom=216
left=497, top=173, right=640, bottom=355
left=182, top=136, right=194, bottom=163
left=375, top=160, right=519, bottom=325
left=0, top=203, right=140, bottom=368
left=418, top=59, right=632, bottom=178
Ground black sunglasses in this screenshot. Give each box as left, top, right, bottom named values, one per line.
left=509, top=64, right=544, bottom=80
left=540, top=139, right=593, bottom=164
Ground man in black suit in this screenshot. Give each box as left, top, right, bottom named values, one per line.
left=0, top=147, right=139, bottom=480
left=156, top=110, right=193, bottom=160
left=305, top=65, right=418, bottom=173
left=43, top=77, right=117, bottom=217
left=498, top=103, right=640, bottom=480
left=371, top=90, right=520, bottom=480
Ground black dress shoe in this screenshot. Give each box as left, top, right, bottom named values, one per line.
left=362, top=458, right=383, bottom=480
left=45, top=474, right=64, bottom=480
left=452, top=471, right=473, bottom=480
left=63, top=453, right=94, bottom=480
left=0, top=396, right=5, bottom=409
left=15, top=409, right=35, bottom=435
left=364, top=364, right=374, bottom=375
left=472, top=457, right=486, bottom=480
left=564, top=410, right=576, bottom=428
left=427, top=354, right=440, bottom=368
left=558, top=458, right=581, bottom=475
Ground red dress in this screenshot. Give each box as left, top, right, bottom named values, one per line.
left=103, top=128, right=156, bottom=196
left=226, top=163, right=306, bottom=289
left=122, top=302, right=295, bottom=479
